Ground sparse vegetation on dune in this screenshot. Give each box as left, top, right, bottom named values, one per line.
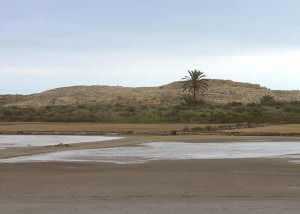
left=0, top=74, right=299, bottom=124
left=1, top=79, right=300, bottom=107
left=0, top=100, right=299, bottom=124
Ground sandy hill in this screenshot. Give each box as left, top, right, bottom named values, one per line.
left=1, top=79, right=299, bottom=107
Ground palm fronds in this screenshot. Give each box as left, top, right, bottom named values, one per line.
left=182, top=70, right=208, bottom=100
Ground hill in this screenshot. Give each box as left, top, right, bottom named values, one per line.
left=1, top=79, right=299, bottom=107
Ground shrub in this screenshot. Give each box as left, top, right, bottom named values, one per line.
left=114, top=103, right=123, bottom=108
left=77, top=104, right=87, bottom=109
left=182, top=126, right=190, bottom=131
left=247, top=102, right=257, bottom=106
left=125, top=106, right=136, bottom=112
left=140, top=111, right=160, bottom=123
left=191, top=126, right=204, bottom=131
left=284, top=106, right=300, bottom=113
left=227, top=102, right=243, bottom=106
left=183, top=96, right=205, bottom=106
left=290, top=100, right=300, bottom=105
left=260, top=95, right=275, bottom=106
left=3, top=110, right=12, bottom=116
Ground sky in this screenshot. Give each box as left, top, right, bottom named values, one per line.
left=1, top=0, right=300, bottom=94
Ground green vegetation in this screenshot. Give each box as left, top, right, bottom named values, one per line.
left=183, top=97, right=206, bottom=106
left=260, top=95, right=275, bottom=106
left=0, top=100, right=299, bottom=123
left=182, top=70, right=208, bottom=102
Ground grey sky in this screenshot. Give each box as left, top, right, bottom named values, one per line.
left=1, top=0, right=300, bottom=94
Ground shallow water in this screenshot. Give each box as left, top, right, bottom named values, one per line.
left=1, top=141, right=300, bottom=164
left=0, top=135, right=122, bottom=149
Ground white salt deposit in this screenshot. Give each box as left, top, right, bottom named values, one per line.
left=0, top=135, right=122, bottom=149
left=1, top=141, right=300, bottom=164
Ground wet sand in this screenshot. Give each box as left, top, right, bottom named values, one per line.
left=1, top=123, right=300, bottom=213
left=1, top=159, right=300, bottom=214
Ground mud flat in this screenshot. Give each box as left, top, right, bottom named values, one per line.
left=0, top=123, right=300, bottom=213
left=0, top=158, right=300, bottom=214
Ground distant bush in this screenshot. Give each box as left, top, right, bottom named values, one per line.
left=290, top=100, right=300, bottom=105
left=247, top=102, right=257, bottom=106
left=114, top=103, right=123, bottom=108
left=183, top=96, right=205, bottom=106
left=0, top=101, right=299, bottom=124
left=182, top=126, right=190, bottom=131
left=3, top=110, right=12, bottom=116
left=77, top=104, right=87, bottom=109
left=260, top=95, right=275, bottom=106
left=284, top=106, right=300, bottom=113
left=125, top=106, right=136, bottom=112
left=140, top=111, right=160, bottom=123
left=227, top=102, right=243, bottom=106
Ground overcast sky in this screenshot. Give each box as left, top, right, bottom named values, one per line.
left=1, top=0, right=300, bottom=94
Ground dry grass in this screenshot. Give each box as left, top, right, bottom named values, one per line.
left=229, top=124, right=300, bottom=133
left=0, top=122, right=219, bottom=132
left=1, top=122, right=299, bottom=133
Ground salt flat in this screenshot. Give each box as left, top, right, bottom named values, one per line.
left=0, top=135, right=122, bottom=150
left=2, top=141, right=300, bottom=164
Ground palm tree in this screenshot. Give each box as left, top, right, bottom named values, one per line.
left=182, top=70, right=208, bottom=101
